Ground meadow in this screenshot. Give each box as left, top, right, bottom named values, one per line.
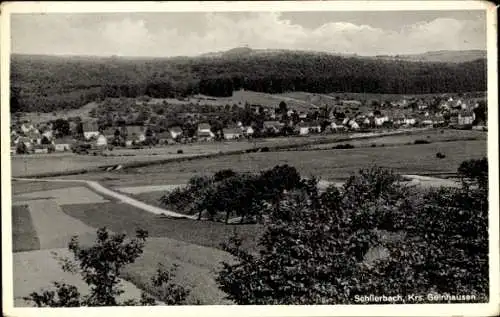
left=10, top=131, right=387, bottom=177
left=93, top=139, right=486, bottom=189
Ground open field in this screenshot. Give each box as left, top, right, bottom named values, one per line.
left=9, top=133, right=367, bottom=177
left=13, top=248, right=144, bottom=307
left=62, top=202, right=262, bottom=253
left=16, top=102, right=98, bottom=125
left=122, top=237, right=235, bottom=304
left=10, top=181, right=251, bottom=305
left=303, top=129, right=486, bottom=150
left=90, top=139, right=486, bottom=188
left=12, top=205, right=40, bottom=252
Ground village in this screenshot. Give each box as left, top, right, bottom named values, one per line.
left=10, top=93, right=485, bottom=156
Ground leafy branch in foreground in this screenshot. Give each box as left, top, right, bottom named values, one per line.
left=217, top=162, right=488, bottom=304
left=24, top=227, right=189, bottom=307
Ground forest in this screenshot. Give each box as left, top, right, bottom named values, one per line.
left=10, top=51, right=486, bottom=113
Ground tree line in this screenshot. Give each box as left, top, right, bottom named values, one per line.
left=11, top=52, right=486, bottom=112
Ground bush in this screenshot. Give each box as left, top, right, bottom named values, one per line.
left=177, top=149, right=183, bottom=154
left=414, top=139, right=430, bottom=144
left=260, top=147, right=270, bottom=152
left=436, top=152, right=446, bottom=159
left=24, top=227, right=190, bottom=307
left=332, top=144, right=355, bottom=149
left=214, top=169, right=238, bottom=182
left=217, top=164, right=488, bottom=304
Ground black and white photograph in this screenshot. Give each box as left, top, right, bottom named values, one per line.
left=2, top=1, right=498, bottom=316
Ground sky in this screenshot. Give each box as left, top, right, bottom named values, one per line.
left=10, top=10, right=486, bottom=57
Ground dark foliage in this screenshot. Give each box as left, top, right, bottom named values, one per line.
left=11, top=53, right=486, bottom=112
left=414, top=139, right=431, bottom=144
left=217, top=162, right=488, bottom=304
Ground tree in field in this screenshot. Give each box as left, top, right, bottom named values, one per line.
left=41, top=136, right=52, bottom=145
left=24, top=227, right=189, bottom=307
left=52, top=118, right=71, bottom=137
left=257, top=165, right=302, bottom=214
left=279, top=101, right=288, bottom=115
left=217, top=163, right=488, bottom=304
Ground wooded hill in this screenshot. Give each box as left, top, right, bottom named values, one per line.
left=10, top=49, right=486, bottom=113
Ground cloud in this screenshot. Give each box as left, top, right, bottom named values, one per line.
left=11, top=12, right=486, bottom=56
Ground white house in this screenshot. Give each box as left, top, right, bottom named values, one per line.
left=95, top=134, right=108, bottom=147
left=54, top=137, right=73, bottom=152
left=296, top=122, right=311, bottom=135
left=404, top=118, right=416, bottom=126
left=169, top=126, right=183, bottom=139
left=197, top=123, right=215, bottom=138
left=374, top=116, right=390, bottom=126
left=348, top=120, right=360, bottom=130
left=458, top=110, right=475, bottom=125
left=82, top=121, right=100, bottom=140
left=223, top=128, right=242, bottom=140
left=242, top=126, right=254, bottom=136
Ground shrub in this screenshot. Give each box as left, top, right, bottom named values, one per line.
left=414, top=139, right=430, bottom=144
left=436, top=152, right=446, bottom=159
left=371, top=144, right=377, bottom=147
left=458, top=157, right=488, bottom=189
left=214, top=169, right=238, bottom=182
left=177, top=149, right=183, bottom=154
left=217, top=163, right=488, bottom=304
left=24, top=227, right=189, bottom=307
left=16, top=142, right=28, bottom=154
left=332, top=144, right=355, bottom=149
left=261, top=147, right=270, bottom=152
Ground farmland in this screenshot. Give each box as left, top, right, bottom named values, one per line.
left=10, top=130, right=412, bottom=177
left=88, top=138, right=486, bottom=189
left=9, top=128, right=488, bottom=306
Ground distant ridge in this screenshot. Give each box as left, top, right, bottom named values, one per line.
left=12, top=48, right=486, bottom=64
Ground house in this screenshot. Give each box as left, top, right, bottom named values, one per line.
left=125, top=126, right=146, bottom=143
left=53, top=137, right=73, bottom=152
left=21, top=122, right=35, bottom=134
left=374, top=116, right=389, bottom=127
left=197, top=131, right=213, bottom=141
left=157, top=131, right=175, bottom=145
left=403, top=118, right=417, bottom=126
left=25, top=130, right=42, bottom=145
left=34, top=147, right=49, bottom=154
left=197, top=123, right=215, bottom=138
left=242, top=126, right=254, bottom=137
left=169, top=126, right=183, bottom=139
left=223, top=128, right=242, bottom=140
left=458, top=110, right=475, bottom=125
left=16, top=136, right=33, bottom=150
left=330, top=121, right=347, bottom=132
left=41, top=127, right=54, bottom=140
left=347, top=119, right=360, bottom=130
left=103, top=127, right=118, bottom=141
left=263, top=121, right=282, bottom=134
left=95, top=134, right=108, bottom=147
left=297, top=122, right=312, bottom=135
left=82, top=121, right=100, bottom=140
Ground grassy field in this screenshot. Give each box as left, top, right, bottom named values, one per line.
left=122, top=237, right=235, bottom=304
left=10, top=133, right=362, bottom=177
left=62, top=202, right=262, bottom=253
left=10, top=180, right=87, bottom=194
left=12, top=205, right=40, bottom=252
left=303, top=129, right=486, bottom=150
left=16, top=102, right=98, bottom=125
left=94, top=139, right=486, bottom=188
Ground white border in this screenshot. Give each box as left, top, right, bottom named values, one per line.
left=1, top=2, right=498, bottom=317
